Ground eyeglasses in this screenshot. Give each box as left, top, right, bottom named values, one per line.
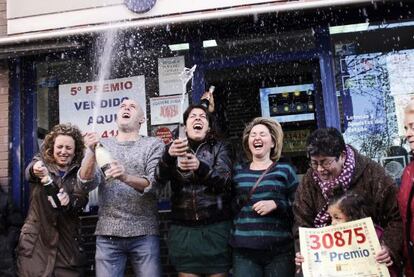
left=308, top=158, right=338, bottom=170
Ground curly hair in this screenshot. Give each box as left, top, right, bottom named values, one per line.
left=41, top=123, right=84, bottom=166
left=306, top=128, right=346, bottom=159
left=242, top=117, right=283, bottom=162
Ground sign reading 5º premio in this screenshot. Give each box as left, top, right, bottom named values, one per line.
left=299, top=218, right=390, bottom=277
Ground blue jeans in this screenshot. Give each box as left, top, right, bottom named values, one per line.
left=95, top=235, right=161, bottom=277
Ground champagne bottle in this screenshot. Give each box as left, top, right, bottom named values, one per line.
left=178, top=123, right=186, bottom=140
left=177, top=123, right=187, bottom=164
left=200, top=85, right=215, bottom=109
left=95, top=143, right=114, bottom=181
left=42, top=175, right=61, bottom=209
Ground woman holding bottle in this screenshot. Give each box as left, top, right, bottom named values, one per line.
left=230, top=117, right=297, bottom=277
left=16, top=123, right=88, bottom=277
left=155, top=101, right=234, bottom=277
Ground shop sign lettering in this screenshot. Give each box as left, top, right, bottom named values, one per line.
left=59, top=76, right=147, bottom=137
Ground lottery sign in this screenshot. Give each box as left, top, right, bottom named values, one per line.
left=299, top=218, right=390, bottom=277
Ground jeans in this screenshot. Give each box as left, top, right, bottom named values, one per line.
left=232, top=246, right=295, bottom=277
left=95, top=235, right=161, bottom=277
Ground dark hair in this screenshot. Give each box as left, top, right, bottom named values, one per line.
left=329, top=189, right=371, bottom=221
left=41, top=123, right=85, bottom=166
left=307, top=128, right=346, bottom=158
left=183, top=104, right=212, bottom=127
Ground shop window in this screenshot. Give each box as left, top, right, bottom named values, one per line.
left=35, top=55, right=93, bottom=139
left=204, top=60, right=320, bottom=175
left=332, top=20, right=414, bottom=184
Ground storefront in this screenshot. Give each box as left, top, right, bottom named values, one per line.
left=2, top=0, right=414, bottom=274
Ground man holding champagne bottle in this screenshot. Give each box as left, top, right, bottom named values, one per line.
left=79, top=98, right=164, bottom=277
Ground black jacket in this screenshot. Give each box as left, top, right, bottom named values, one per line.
left=0, top=187, right=23, bottom=277
left=155, top=137, right=234, bottom=225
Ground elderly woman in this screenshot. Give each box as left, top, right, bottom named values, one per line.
left=230, top=117, right=297, bottom=277
left=293, top=127, right=402, bottom=273
left=16, top=123, right=88, bottom=277
left=398, top=100, right=414, bottom=276
left=155, top=104, right=233, bottom=277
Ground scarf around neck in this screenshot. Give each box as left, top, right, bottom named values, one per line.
left=312, top=144, right=356, bottom=227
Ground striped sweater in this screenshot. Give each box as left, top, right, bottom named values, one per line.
left=230, top=162, right=298, bottom=250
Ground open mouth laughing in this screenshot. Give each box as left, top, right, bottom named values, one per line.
left=193, top=122, right=203, bottom=130
left=252, top=140, right=264, bottom=150
left=121, top=112, right=131, bottom=119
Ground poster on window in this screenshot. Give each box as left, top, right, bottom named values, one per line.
left=283, top=129, right=311, bottom=153
left=59, top=76, right=147, bottom=138
left=386, top=51, right=414, bottom=136
left=151, top=124, right=176, bottom=144
left=339, top=52, right=396, bottom=158
left=299, top=217, right=389, bottom=277
left=150, top=94, right=189, bottom=125
left=158, top=56, right=185, bottom=96
left=339, top=49, right=414, bottom=159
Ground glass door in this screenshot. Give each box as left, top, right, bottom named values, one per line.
left=204, top=59, right=323, bottom=175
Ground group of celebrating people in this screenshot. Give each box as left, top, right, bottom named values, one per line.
left=8, top=91, right=414, bottom=277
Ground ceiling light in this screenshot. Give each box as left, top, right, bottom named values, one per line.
left=203, top=40, right=217, bottom=48
left=168, top=43, right=189, bottom=51
left=329, top=23, right=369, bottom=35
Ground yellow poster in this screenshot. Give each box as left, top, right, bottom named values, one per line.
left=299, top=218, right=390, bottom=277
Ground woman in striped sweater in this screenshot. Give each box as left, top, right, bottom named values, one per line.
left=230, top=117, right=298, bottom=277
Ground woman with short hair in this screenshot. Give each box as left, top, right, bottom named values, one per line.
left=293, top=127, right=402, bottom=273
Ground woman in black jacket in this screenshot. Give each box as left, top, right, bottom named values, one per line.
left=156, top=103, right=234, bottom=277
